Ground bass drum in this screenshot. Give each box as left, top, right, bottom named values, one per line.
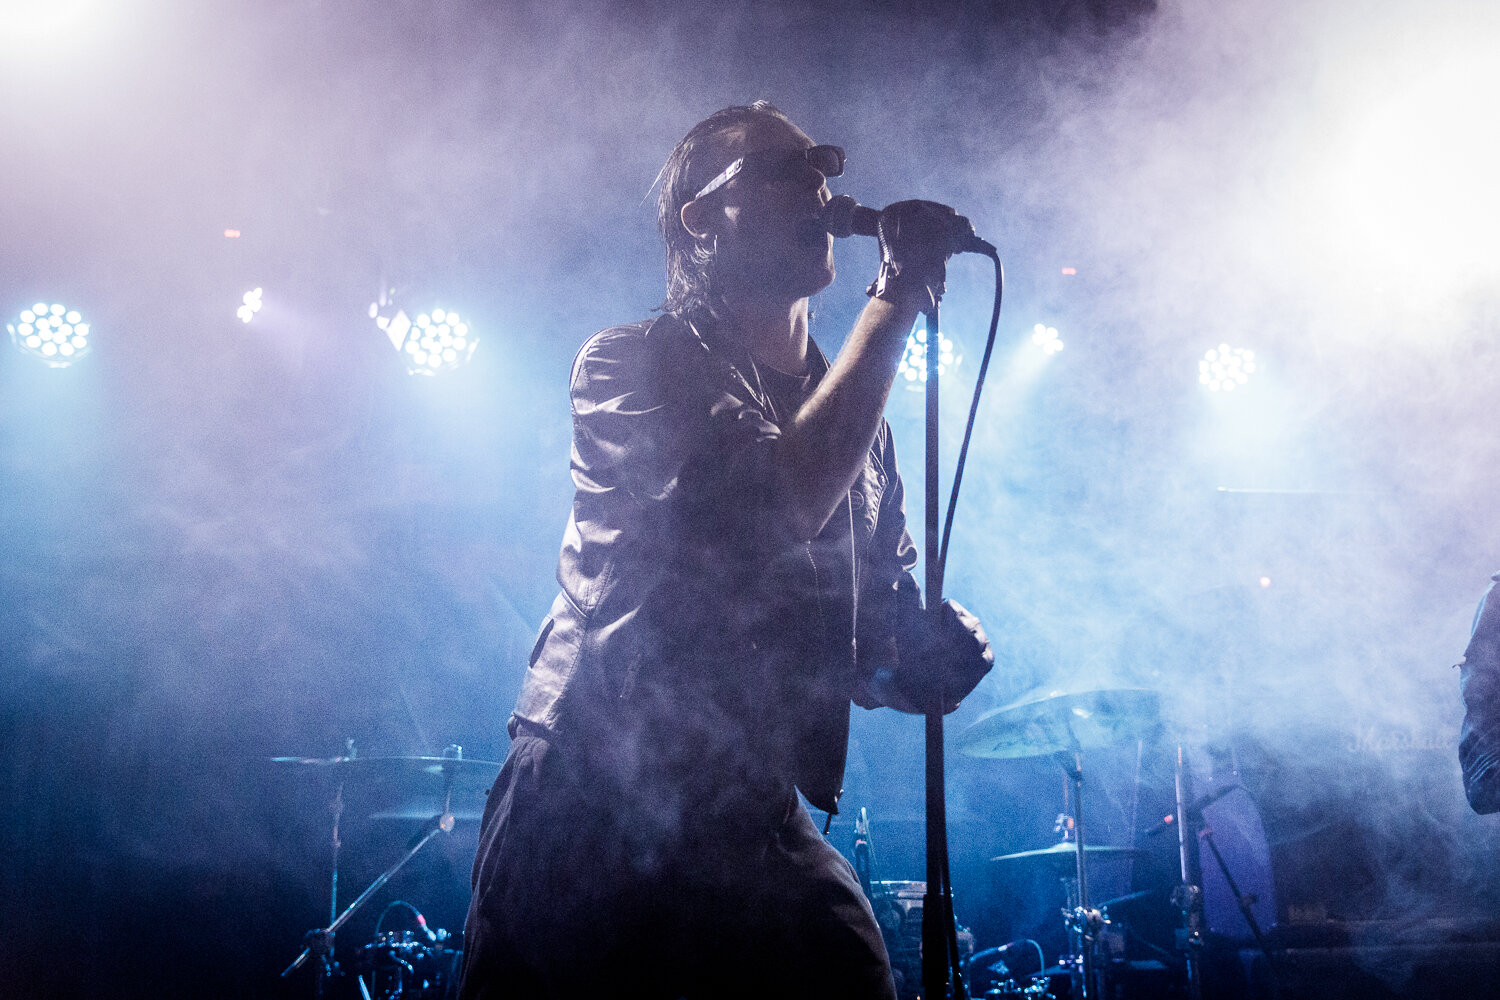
left=869, top=880, right=974, bottom=999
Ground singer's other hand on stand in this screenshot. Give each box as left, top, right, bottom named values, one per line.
left=870, top=597, right=994, bottom=715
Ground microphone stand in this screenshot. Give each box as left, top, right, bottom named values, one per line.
left=920, top=294, right=965, bottom=1000
left=1170, top=745, right=1205, bottom=1000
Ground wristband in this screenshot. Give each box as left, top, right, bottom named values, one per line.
left=866, top=260, right=945, bottom=305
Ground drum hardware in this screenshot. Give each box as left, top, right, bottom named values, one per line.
left=271, top=743, right=498, bottom=997
left=961, top=688, right=1162, bottom=1000
left=869, top=880, right=976, bottom=999
left=1169, top=742, right=1213, bottom=1000
left=1180, top=772, right=1208, bottom=1000
left=1092, top=916, right=1126, bottom=967
left=348, top=901, right=461, bottom=1000
left=1168, top=746, right=1286, bottom=997
left=351, top=930, right=460, bottom=1000
left=280, top=796, right=455, bottom=991
left=853, top=806, right=876, bottom=901
left=1198, top=824, right=1275, bottom=962
left=1095, top=887, right=1156, bottom=911
left=965, top=940, right=1052, bottom=999
left=851, top=808, right=978, bottom=999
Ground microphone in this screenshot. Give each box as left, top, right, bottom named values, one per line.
left=821, top=194, right=880, bottom=239
left=817, top=194, right=995, bottom=255
left=1142, top=783, right=1243, bottom=837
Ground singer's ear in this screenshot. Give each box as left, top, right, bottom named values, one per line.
left=680, top=197, right=717, bottom=242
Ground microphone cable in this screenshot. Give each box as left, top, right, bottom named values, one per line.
left=936, top=248, right=1004, bottom=590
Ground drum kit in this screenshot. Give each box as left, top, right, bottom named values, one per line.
left=856, top=686, right=1233, bottom=1000
left=270, top=687, right=1243, bottom=1000
left=938, top=684, right=1272, bottom=1000
left=269, top=743, right=501, bottom=1000
left=950, top=687, right=1165, bottom=1000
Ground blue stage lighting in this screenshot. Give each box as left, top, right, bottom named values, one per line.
left=372, top=300, right=478, bottom=376
left=896, top=327, right=956, bottom=386
left=1030, top=323, right=1064, bottom=355
left=236, top=287, right=263, bottom=324
left=1199, top=344, right=1257, bottom=392
left=7, top=302, right=91, bottom=368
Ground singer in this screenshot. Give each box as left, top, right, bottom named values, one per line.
left=458, top=102, right=993, bottom=999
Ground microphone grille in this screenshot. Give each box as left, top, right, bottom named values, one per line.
left=822, top=195, right=859, bottom=239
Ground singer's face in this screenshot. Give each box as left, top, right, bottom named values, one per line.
left=705, top=118, right=835, bottom=303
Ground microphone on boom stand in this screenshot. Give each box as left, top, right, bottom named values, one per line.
left=810, top=188, right=1002, bottom=1000
left=813, top=194, right=996, bottom=256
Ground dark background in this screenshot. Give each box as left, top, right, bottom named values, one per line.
left=3, top=1, right=1497, bottom=996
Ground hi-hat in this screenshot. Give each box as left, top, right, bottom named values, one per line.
left=989, top=841, right=1143, bottom=872
left=956, top=688, right=1160, bottom=759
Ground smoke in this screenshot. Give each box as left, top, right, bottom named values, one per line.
left=896, top=0, right=1500, bottom=949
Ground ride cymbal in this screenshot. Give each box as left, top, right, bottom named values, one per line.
left=956, top=688, right=1160, bottom=759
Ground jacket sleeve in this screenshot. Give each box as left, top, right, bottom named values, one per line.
left=852, top=422, right=922, bottom=709
left=1460, top=573, right=1500, bottom=814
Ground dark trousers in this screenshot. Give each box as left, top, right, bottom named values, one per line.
left=457, top=733, right=896, bottom=999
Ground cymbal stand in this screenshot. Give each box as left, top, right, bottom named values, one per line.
left=1169, top=745, right=1204, bottom=1000
left=852, top=807, right=876, bottom=901
left=1056, top=749, right=1102, bottom=1000
left=321, top=779, right=345, bottom=999
left=283, top=772, right=456, bottom=992
left=1199, top=813, right=1283, bottom=992
left=313, top=740, right=354, bottom=999
left=331, top=776, right=344, bottom=924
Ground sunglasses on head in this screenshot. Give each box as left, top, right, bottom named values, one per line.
left=693, top=144, right=846, bottom=201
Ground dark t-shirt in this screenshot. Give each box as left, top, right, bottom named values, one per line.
left=755, top=361, right=817, bottom=418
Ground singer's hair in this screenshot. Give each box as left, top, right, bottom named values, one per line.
left=655, top=101, right=793, bottom=317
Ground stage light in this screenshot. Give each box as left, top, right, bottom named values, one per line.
left=7, top=302, right=91, bottom=368
left=1030, top=323, right=1064, bottom=355
left=1198, top=344, right=1257, bottom=392
left=1, top=1, right=102, bottom=52
left=896, top=327, right=957, bottom=386
left=371, top=299, right=477, bottom=376
left=1303, top=21, right=1500, bottom=304
left=236, top=287, right=263, bottom=324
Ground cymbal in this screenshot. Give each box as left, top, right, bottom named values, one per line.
left=989, top=841, right=1143, bottom=870
left=267, top=754, right=502, bottom=821
left=956, top=688, right=1160, bottom=759
left=367, top=805, right=487, bottom=822
left=267, top=754, right=502, bottom=773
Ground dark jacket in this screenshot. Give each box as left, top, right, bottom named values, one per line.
left=1460, top=572, right=1500, bottom=814
left=511, top=312, right=922, bottom=817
